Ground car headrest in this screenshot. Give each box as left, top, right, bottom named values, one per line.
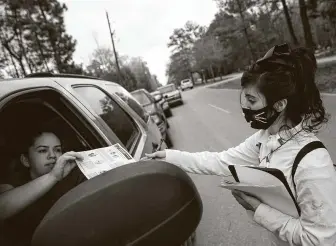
left=32, top=160, right=203, bottom=246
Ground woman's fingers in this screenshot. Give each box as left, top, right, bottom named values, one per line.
left=63, top=151, right=84, bottom=161
left=231, top=190, right=254, bottom=211
left=145, top=153, right=155, bottom=158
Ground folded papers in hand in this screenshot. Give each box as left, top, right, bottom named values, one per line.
left=221, top=165, right=300, bottom=218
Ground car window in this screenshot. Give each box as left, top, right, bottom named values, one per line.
left=131, top=91, right=152, bottom=106
left=105, top=84, right=148, bottom=122
left=74, top=86, right=140, bottom=150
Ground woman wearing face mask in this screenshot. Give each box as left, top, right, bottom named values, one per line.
left=0, top=127, right=83, bottom=245
left=145, top=44, right=336, bottom=245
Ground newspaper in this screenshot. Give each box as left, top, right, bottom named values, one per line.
left=75, top=143, right=136, bottom=179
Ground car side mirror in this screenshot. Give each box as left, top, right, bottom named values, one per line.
left=32, top=160, right=203, bottom=246
left=154, top=94, right=162, bottom=102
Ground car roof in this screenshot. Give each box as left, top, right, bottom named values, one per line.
left=0, top=76, right=121, bottom=98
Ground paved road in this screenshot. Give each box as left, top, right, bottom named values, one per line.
left=166, top=86, right=336, bottom=246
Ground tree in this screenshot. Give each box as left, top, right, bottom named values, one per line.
left=315, top=0, right=336, bottom=47
left=127, top=57, right=154, bottom=91
left=0, top=0, right=79, bottom=77
left=166, top=50, right=192, bottom=85
left=167, top=21, right=205, bottom=52
left=167, top=21, right=206, bottom=84
left=193, top=35, right=229, bottom=79
left=35, top=0, right=77, bottom=72
left=86, top=48, right=154, bottom=92
left=298, top=0, right=315, bottom=49
left=280, top=0, right=299, bottom=45
left=215, top=0, right=257, bottom=60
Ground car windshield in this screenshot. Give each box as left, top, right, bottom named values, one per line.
left=158, top=84, right=176, bottom=94
left=182, top=79, right=189, bottom=83
left=131, top=91, right=152, bottom=106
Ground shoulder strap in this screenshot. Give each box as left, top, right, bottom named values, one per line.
left=292, top=141, right=326, bottom=194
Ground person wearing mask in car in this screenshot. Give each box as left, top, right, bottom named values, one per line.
left=145, top=44, right=336, bottom=245
left=0, top=126, right=83, bottom=245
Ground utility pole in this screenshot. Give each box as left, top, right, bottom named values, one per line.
left=106, top=11, right=122, bottom=81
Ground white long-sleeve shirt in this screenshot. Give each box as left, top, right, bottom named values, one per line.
left=165, top=124, right=336, bottom=246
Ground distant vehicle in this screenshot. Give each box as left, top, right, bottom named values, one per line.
left=158, top=84, right=183, bottom=106
left=131, top=89, right=172, bottom=147
left=180, top=78, right=193, bottom=90
left=150, top=90, right=172, bottom=117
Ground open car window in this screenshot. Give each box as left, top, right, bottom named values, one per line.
left=0, top=89, right=106, bottom=185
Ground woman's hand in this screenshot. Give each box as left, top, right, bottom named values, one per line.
left=231, top=190, right=261, bottom=212
left=49, top=151, right=84, bottom=181
left=141, top=150, right=166, bottom=160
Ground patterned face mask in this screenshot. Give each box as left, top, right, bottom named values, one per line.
left=242, top=105, right=280, bottom=130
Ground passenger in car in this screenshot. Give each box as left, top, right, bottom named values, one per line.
left=0, top=126, right=83, bottom=245
left=146, top=45, right=336, bottom=246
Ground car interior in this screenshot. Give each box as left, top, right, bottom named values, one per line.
left=0, top=89, right=105, bottom=186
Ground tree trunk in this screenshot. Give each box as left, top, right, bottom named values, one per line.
left=209, top=64, right=215, bottom=78
left=13, top=9, right=33, bottom=74
left=236, top=0, right=256, bottom=61
left=3, top=42, right=26, bottom=76
left=280, top=0, right=299, bottom=45
left=298, top=0, right=315, bottom=49
left=2, top=46, right=20, bottom=77
left=25, top=6, right=51, bottom=72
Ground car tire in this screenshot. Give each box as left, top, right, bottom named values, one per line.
left=165, top=133, right=173, bottom=148
left=165, top=109, right=172, bottom=117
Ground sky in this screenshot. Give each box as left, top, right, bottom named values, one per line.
left=61, top=0, right=219, bottom=84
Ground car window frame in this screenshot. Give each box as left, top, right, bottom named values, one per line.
left=0, top=87, right=111, bottom=166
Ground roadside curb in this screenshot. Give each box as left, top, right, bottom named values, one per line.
left=206, top=75, right=242, bottom=89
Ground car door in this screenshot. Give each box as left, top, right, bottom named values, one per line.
left=69, top=84, right=163, bottom=160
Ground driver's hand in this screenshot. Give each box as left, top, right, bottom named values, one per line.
left=141, top=151, right=166, bottom=161
left=50, top=151, right=84, bottom=181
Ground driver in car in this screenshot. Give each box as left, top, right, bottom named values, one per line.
left=0, top=126, right=83, bottom=245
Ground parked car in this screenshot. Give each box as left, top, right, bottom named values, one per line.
left=0, top=73, right=200, bottom=246
left=131, top=89, right=172, bottom=147
left=180, top=78, right=193, bottom=90
left=150, top=90, right=172, bottom=117
left=158, top=84, right=183, bottom=106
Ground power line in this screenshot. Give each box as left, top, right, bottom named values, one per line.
left=106, top=11, right=122, bottom=82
